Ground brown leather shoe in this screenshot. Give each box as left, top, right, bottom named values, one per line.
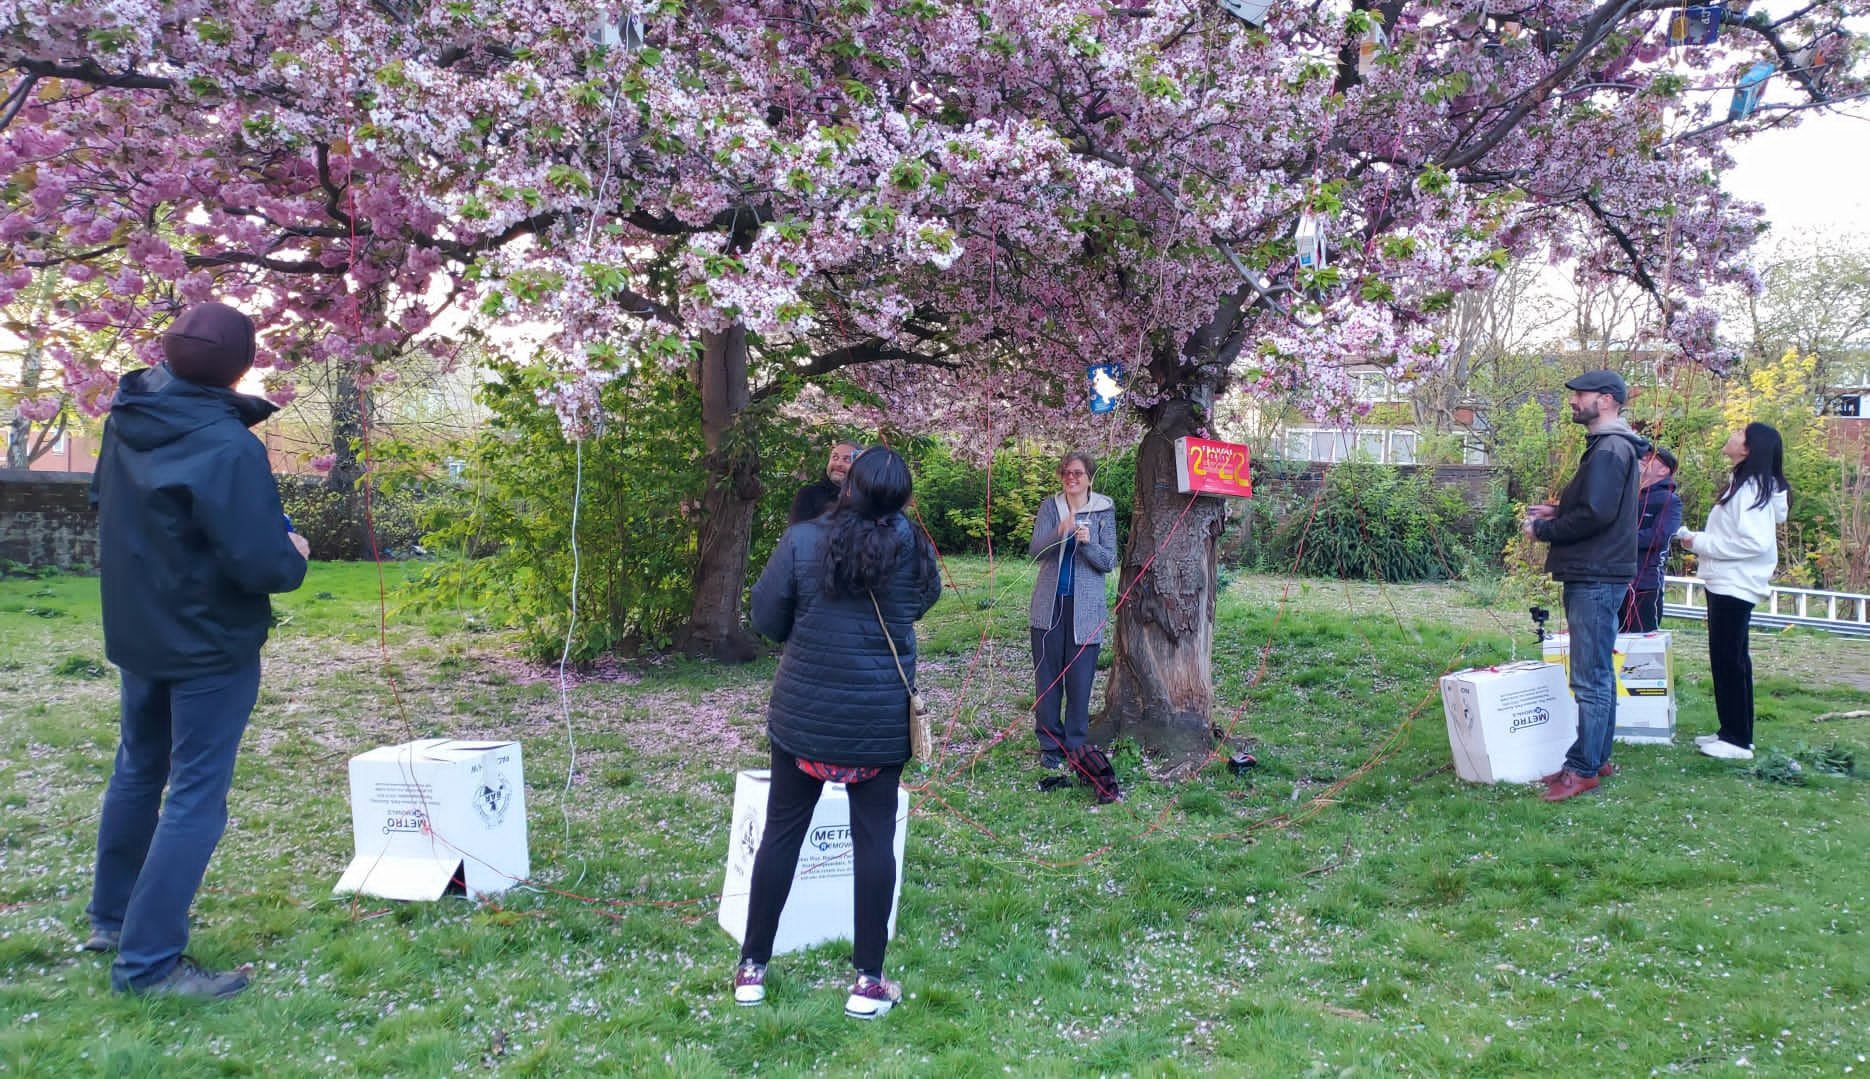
left=1541, top=771, right=1601, bottom=802
left=1538, top=762, right=1616, bottom=785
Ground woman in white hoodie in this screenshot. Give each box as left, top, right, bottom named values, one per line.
left=1678, top=422, right=1790, bottom=761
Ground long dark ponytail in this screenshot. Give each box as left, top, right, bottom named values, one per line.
left=1715, top=422, right=1791, bottom=511
left=822, top=447, right=938, bottom=598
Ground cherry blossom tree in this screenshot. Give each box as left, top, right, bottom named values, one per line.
left=4, top=0, right=1866, bottom=757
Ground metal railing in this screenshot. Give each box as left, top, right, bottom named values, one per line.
left=1662, top=576, right=1870, bottom=637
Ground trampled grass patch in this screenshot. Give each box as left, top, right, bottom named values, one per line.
left=1, top=559, right=1867, bottom=1075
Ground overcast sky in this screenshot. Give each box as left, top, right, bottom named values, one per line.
left=1725, top=111, right=1870, bottom=238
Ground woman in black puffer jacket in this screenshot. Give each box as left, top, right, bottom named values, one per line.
left=733, top=446, right=943, bottom=1020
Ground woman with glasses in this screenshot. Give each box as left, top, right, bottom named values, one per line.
left=1027, top=451, right=1119, bottom=769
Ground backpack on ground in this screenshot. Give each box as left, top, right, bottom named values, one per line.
left=1039, top=744, right=1123, bottom=804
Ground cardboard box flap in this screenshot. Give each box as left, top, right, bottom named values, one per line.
left=432, top=740, right=515, bottom=754
left=351, top=738, right=452, bottom=763
left=334, top=854, right=461, bottom=902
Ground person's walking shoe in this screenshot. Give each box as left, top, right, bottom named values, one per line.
left=844, top=973, right=901, bottom=1020
left=80, top=928, right=121, bottom=953
left=123, top=956, right=249, bottom=1000
left=1695, top=734, right=1752, bottom=750
left=1698, top=739, right=1755, bottom=761
left=733, top=960, right=766, bottom=1006
left=1039, top=752, right=1063, bottom=770
left=1541, top=771, right=1601, bottom=802
left=1539, top=763, right=1615, bottom=784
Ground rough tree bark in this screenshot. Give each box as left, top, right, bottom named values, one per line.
left=1093, top=338, right=1231, bottom=766
left=677, top=322, right=763, bottom=662
left=326, top=365, right=372, bottom=559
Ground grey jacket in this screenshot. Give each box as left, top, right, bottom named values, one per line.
left=1535, top=418, right=1648, bottom=584
left=751, top=515, right=944, bottom=765
left=1027, top=492, right=1119, bottom=645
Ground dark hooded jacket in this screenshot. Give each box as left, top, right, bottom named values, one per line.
left=787, top=474, right=841, bottom=525
left=1633, top=475, right=1683, bottom=591
left=90, top=366, right=308, bottom=678
left=1533, top=418, right=1649, bottom=584
left=750, top=514, right=944, bottom=765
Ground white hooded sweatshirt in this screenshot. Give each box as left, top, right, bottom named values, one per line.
left=1684, top=481, right=1789, bottom=604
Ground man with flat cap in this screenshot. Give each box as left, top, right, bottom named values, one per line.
left=83, top=301, right=310, bottom=998
left=1524, top=369, right=1648, bottom=803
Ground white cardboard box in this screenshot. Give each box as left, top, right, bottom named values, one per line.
left=718, top=769, right=909, bottom=956
left=335, top=739, right=529, bottom=901
left=1542, top=631, right=1676, bottom=743
left=1439, top=662, right=1579, bottom=783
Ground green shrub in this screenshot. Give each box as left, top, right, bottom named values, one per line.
left=904, top=439, right=1135, bottom=557
left=403, top=364, right=818, bottom=661
left=1262, top=463, right=1491, bottom=582
left=277, top=476, right=434, bottom=560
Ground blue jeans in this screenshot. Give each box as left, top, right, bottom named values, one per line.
left=89, top=660, right=260, bottom=991
left=1561, top=582, right=1622, bottom=778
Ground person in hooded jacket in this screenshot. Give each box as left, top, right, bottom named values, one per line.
left=82, top=302, right=309, bottom=999
left=1525, top=370, right=1648, bottom=803
left=734, top=446, right=943, bottom=1020
left=788, top=439, right=859, bottom=525
left=1028, top=450, right=1119, bottom=770
left=1621, top=446, right=1684, bottom=633
left=1679, top=422, right=1791, bottom=762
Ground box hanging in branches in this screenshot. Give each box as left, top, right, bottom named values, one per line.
left=1174, top=437, right=1253, bottom=498
left=1294, top=212, right=1327, bottom=271
left=1666, top=7, right=1722, bottom=46
left=1729, top=61, right=1774, bottom=120
left=1219, top=0, right=1274, bottom=28
left=335, top=739, right=530, bottom=901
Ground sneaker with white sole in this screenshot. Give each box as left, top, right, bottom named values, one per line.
left=733, top=960, right=766, bottom=1006
left=844, top=973, right=901, bottom=1020
left=1694, top=734, right=1720, bottom=747
left=1698, top=739, right=1755, bottom=761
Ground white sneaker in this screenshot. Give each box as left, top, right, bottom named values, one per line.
left=1694, top=734, right=1720, bottom=747
left=1698, top=739, right=1755, bottom=761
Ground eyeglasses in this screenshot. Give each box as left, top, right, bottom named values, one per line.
left=1061, top=469, right=1088, bottom=479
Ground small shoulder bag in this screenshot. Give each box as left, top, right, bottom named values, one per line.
left=870, top=592, right=933, bottom=761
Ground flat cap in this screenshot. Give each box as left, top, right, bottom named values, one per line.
left=1564, top=369, right=1627, bottom=404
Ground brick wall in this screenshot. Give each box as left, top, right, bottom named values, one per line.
left=0, top=470, right=97, bottom=569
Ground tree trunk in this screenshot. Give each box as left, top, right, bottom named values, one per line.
left=1093, top=393, right=1230, bottom=766
left=5, top=337, right=42, bottom=470
left=327, top=366, right=372, bottom=559
left=677, top=323, right=762, bottom=662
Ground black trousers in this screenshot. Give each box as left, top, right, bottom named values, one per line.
left=1706, top=591, right=1756, bottom=748
left=739, top=744, right=904, bottom=976
left=1620, top=588, right=1664, bottom=633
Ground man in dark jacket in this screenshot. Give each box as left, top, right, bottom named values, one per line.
left=1621, top=447, right=1683, bottom=633
left=84, top=301, right=309, bottom=999
left=788, top=440, right=858, bottom=524
left=1525, top=369, right=1647, bottom=803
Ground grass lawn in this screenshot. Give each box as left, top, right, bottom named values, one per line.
left=1, top=557, right=1867, bottom=1077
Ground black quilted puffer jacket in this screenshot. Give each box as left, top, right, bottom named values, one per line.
left=750, top=515, right=944, bottom=765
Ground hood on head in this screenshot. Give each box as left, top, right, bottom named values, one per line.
left=163, top=302, right=256, bottom=388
